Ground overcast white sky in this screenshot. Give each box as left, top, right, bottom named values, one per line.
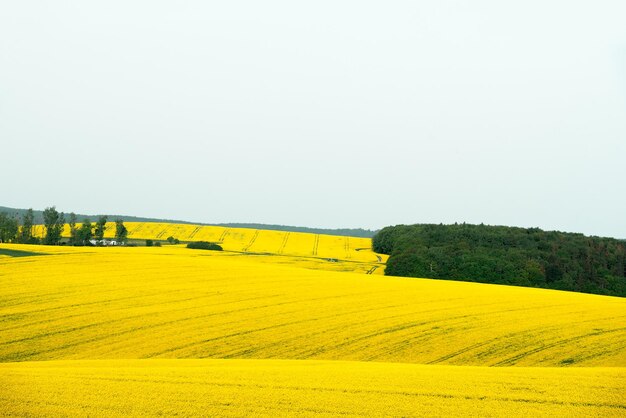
left=1, top=1, right=625, bottom=237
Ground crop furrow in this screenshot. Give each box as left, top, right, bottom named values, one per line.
left=493, top=327, right=626, bottom=366
left=312, top=235, right=320, bottom=256
left=216, top=228, right=230, bottom=243
left=242, top=231, right=260, bottom=252
left=278, top=232, right=290, bottom=254
left=187, top=226, right=201, bottom=239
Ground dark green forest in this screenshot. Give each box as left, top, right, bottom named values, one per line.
left=373, top=224, right=626, bottom=297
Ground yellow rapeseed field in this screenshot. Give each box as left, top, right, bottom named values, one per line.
left=32, top=222, right=386, bottom=265
left=1, top=238, right=625, bottom=416
left=1, top=359, right=624, bottom=417
left=1, top=243, right=625, bottom=366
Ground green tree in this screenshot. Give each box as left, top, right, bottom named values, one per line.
left=68, top=213, right=78, bottom=245
left=375, top=223, right=626, bottom=297
left=115, top=219, right=128, bottom=244
left=77, top=219, right=93, bottom=245
left=94, top=216, right=108, bottom=242
left=187, top=241, right=223, bottom=251
left=42, top=206, right=65, bottom=245
left=0, top=212, right=19, bottom=243
left=18, top=208, right=34, bottom=243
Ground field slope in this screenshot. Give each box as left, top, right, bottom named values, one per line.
left=2, top=360, right=624, bottom=417
left=1, top=239, right=625, bottom=416
left=1, top=244, right=625, bottom=366
left=33, top=222, right=384, bottom=263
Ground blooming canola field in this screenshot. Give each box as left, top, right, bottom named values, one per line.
left=1, top=229, right=625, bottom=416
left=32, top=222, right=385, bottom=265
left=2, top=360, right=624, bottom=417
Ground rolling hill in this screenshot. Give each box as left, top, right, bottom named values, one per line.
left=1, top=226, right=625, bottom=416
left=0, top=244, right=624, bottom=366
left=29, top=221, right=385, bottom=273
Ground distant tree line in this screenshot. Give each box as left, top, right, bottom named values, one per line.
left=0, top=207, right=128, bottom=246
left=373, top=223, right=626, bottom=297
left=2, top=205, right=380, bottom=238
left=1, top=206, right=194, bottom=248
left=0, top=206, right=203, bottom=226
left=0, top=208, right=39, bottom=244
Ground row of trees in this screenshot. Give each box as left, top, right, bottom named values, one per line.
left=0, top=207, right=128, bottom=246
left=0, top=208, right=37, bottom=244
left=373, top=223, right=626, bottom=297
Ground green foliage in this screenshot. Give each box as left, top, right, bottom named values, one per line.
left=115, top=219, right=128, bottom=244
left=95, top=216, right=108, bottom=241
left=166, top=236, right=180, bottom=244
left=0, top=212, right=19, bottom=243
left=374, top=224, right=626, bottom=297
left=187, top=241, right=223, bottom=251
left=17, top=208, right=35, bottom=244
left=42, top=206, right=65, bottom=245
left=145, top=239, right=154, bottom=247
left=76, top=219, right=93, bottom=245
left=154, top=241, right=162, bottom=247
left=1, top=205, right=378, bottom=238
left=68, top=213, right=78, bottom=245
left=0, top=206, right=209, bottom=226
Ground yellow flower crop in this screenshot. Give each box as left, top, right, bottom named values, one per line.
left=1, top=243, right=624, bottom=366
left=33, top=222, right=385, bottom=264
left=1, top=236, right=625, bottom=416
left=1, top=359, right=624, bottom=417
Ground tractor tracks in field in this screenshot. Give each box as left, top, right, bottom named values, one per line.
left=156, top=225, right=172, bottom=239
left=126, top=224, right=139, bottom=235
left=217, top=229, right=230, bottom=244
left=312, top=235, right=320, bottom=256
left=242, top=231, right=260, bottom=253
left=0, top=292, right=290, bottom=361
left=145, top=290, right=397, bottom=358
left=278, top=233, right=290, bottom=254
left=188, top=226, right=202, bottom=240
left=492, top=326, right=626, bottom=366
left=344, top=237, right=351, bottom=259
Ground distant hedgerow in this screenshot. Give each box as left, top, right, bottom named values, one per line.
left=187, top=241, right=223, bottom=251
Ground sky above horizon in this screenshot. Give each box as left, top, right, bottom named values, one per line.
left=1, top=1, right=625, bottom=238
